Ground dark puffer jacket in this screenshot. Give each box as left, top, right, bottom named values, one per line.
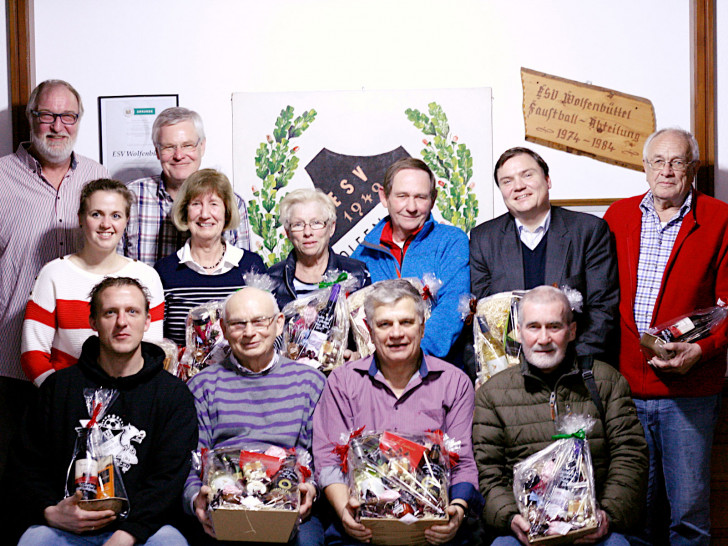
left=268, top=247, right=371, bottom=309
left=473, top=355, right=648, bottom=534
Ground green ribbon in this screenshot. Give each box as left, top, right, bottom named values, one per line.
left=551, top=429, right=586, bottom=440
left=318, top=272, right=348, bottom=288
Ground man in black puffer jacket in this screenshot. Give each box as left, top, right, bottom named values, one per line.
left=474, top=286, right=647, bottom=546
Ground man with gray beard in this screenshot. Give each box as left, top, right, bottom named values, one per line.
left=0, top=79, right=108, bottom=484
left=473, top=286, right=648, bottom=546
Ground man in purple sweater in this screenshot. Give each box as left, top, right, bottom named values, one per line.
left=184, top=286, right=326, bottom=545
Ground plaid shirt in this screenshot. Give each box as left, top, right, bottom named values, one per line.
left=634, top=190, right=693, bottom=334
left=120, top=174, right=251, bottom=266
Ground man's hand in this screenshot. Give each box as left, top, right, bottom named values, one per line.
left=650, top=342, right=702, bottom=374
left=298, top=482, right=316, bottom=520
left=102, top=530, right=136, bottom=546
left=339, top=497, right=371, bottom=543
left=44, top=491, right=116, bottom=534
left=343, top=349, right=360, bottom=362
left=574, top=509, right=609, bottom=544
left=510, top=514, right=531, bottom=545
left=193, top=486, right=216, bottom=538
left=424, top=503, right=466, bottom=545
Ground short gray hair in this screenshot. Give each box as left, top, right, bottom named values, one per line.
left=643, top=128, right=700, bottom=162
left=26, top=80, right=84, bottom=122
left=279, top=188, right=337, bottom=230
left=518, top=285, right=574, bottom=326
left=152, top=107, right=205, bottom=148
left=363, top=279, right=426, bottom=325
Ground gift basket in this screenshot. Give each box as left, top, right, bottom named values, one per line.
left=471, top=291, right=525, bottom=388
left=177, top=300, right=228, bottom=381
left=513, top=414, right=599, bottom=544
left=153, top=338, right=180, bottom=375
left=65, top=388, right=129, bottom=517
left=282, top=272, right=358, bottom=372
left=640, top=299, right=728, bottom=360
left=200, top=445, right=311, bottom=542
left=348, top=275, right=442, bottom=359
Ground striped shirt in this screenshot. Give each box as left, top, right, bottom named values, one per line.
left=634, top=191, right=693, bottom=334
left=182, top=355, right=326, bottom=509
left=0, top=144, right=108, bottom=380
left=154, top=246, right=265, bottom=346
left=120, top=174, right=251, bottom=266
left=21, top=256, right=165, bottom=386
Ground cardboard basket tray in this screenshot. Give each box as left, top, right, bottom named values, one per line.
left=360, top=516, right=447, bottom=546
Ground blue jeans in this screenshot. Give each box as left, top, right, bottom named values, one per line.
left=631, top=395, right=721, bottom=546
left=491, top=533, right=629, bottom=546
left=18, top=524, right=188, bottom=545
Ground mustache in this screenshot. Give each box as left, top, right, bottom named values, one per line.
left=531, top=343, right=557, bottom=352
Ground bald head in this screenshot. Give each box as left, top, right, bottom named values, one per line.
left=223, top=287, right=279, bottom=322
left=221, top=287, right=283, bottom=372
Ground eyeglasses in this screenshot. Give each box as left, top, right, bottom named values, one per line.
left=226, top=315, right=276, bottom=331
left=157, top=140, right=200, bottom=158
left=289, top=220, right=328, bottom=232
left=31, top=110, right=79, bottom=125
left=646, top=158, right=693, bottom=172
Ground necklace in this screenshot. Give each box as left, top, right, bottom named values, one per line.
left=202, top=242, right=226, bottom=270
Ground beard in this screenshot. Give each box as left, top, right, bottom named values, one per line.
left=522, top=342, right=567, bottom=371
left=31, top=130, right=76, bottom=164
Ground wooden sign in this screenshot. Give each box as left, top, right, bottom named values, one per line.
left=521, top=68, right=655, bottom=171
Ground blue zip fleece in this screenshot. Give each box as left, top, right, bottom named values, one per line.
left=351, top=215, right=470, bottom=359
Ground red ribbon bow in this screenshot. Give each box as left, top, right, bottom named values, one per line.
left=464, top=297, right=477, bottom=325
left=422, top=285, right=433, bottom=301
left=426, top=429, right=460, bottom=467
left=332, top=425, right=366, bottom=474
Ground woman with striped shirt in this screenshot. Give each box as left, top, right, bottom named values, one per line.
left=21, top=179, right=165, bottom=386
left=154, top=169, right=265, bottom=347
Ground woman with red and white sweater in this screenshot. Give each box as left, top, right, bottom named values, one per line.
left=21, top=179, right=164, bottom=386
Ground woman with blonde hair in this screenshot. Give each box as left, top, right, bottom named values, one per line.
left=154, top=169, right=265, bottom=346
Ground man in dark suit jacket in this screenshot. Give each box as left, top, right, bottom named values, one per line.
left=469, top=147, right=618, bottom=362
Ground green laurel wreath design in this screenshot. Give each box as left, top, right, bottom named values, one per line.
left=248, top=106, right=317, bottom=266
left=405, top=102, right=478, bottom=232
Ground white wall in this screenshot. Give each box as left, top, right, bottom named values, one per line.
left=0, top=0, right=13, bottom=156
left=717, top=1, right=728, bottom=203
left=31, top=0, right=691, bottom=215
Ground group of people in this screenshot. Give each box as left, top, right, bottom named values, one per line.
left=0, top=78, right=725, bottom=546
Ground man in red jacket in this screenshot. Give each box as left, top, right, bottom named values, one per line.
left=604, top=128, right=728, bottom=546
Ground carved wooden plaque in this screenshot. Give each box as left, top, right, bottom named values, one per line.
left=521, top=67, right=655, bottom=171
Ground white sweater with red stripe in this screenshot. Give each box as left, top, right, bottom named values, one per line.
left=21, top=255, right=165, bottom=386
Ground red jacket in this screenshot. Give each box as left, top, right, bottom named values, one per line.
left=604, top=191, right=728, bottom=398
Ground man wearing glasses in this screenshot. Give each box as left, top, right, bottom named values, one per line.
left=604, top=128, right=728, bottom=546
left=0, top=79, right=108, bottom=484
left=184, top=286, right=326, bottom=545
left=120, top=107, right=251, bottom=265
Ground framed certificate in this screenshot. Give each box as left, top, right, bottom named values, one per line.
left=98, top=94, right=178, bottom=182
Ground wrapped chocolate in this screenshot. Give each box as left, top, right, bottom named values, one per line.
left=65, top=388, right=129, bottom=517
left=513, top=414, right=599, bottom=543
left=640, top=299, right=728, bottom=360
left=338, top=430, right=459, bottom=523
left=178, top=300, right=228, bottom=381
left=472, top=291, right=525, bottom=388
left=282, top=272, right=358, bottom=372
left=348, top=275, right=441, bottom=358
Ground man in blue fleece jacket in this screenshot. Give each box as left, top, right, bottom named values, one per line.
left=351, top=157, right=470, bottom=361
